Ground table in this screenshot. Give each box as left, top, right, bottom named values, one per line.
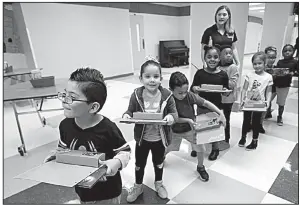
left=4, top=68, right=32, bottom=78
left=4, top=68, right=33, bottom=84
left=4, top=78, right=67, bottom=156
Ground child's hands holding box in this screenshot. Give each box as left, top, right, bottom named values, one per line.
left=98, top=158, right=122, bottom=177
left=122, top=114, right=132, bottom=119
left=163, top=114, right=175, bottom=125
left=217, top=113, right=226, bottom=127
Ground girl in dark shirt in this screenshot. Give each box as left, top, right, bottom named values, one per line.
left=191, top=46, right=229, bottom=161
left=273, top=44, right=298, bottom=126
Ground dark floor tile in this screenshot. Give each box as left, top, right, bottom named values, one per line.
left=286, top=143, right=299, bottom=174
left=4, top=183, right=77, bottom=204
left=4, top=182, right=169, bottom=204
left=269, top=168, right=299, bottom=204
left=121, top=184, right=169, bottom=204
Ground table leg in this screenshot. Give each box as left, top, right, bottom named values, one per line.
left=30, top=99, right=46, bottom=126
left=11, top=102, right=27, bottom=154
left=39, top=98, right=44, bottom=111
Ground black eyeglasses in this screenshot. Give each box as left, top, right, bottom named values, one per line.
left=57, top=92, right=89, bottom=104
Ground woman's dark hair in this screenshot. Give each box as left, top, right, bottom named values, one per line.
left=204, top=45, right=221, bottom=57
left=140, top=60, right=162, bottom=77
left=169, top=71, right=189, bottom=90
left=69, top=67, right=107, bottom=112
left=215, top=5, right=234, bottom=34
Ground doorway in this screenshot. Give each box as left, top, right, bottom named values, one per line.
left=130, top=14, right=146, bottom=71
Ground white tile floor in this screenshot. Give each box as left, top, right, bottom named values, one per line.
left=3, top=56, right=298, bottom=203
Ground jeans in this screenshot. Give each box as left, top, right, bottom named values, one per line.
left=135, top=140, right=165, bottom=184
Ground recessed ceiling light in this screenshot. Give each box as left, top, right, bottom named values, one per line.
left=259, top=10, right=265, bottom=12
left=249, top=6, right=265, bottom=11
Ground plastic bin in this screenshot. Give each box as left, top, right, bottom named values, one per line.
left=30, top=76, right=55, bottom=88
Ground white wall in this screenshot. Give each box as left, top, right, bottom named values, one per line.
left=18, top=3, right=133, bottom=78
left=244, top=22, right=262, bottom=54
left=136, top=13, right=181, bottom=59
left=130, top=13, right=190, bottom=62
left=178, top=16, right=191, bottom=50
left=261, top=3, right=295, bottom=59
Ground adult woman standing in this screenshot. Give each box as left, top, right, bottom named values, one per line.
left=201, top=5, right=240, bottom=68
left=195, top=5, right=240, bottom=154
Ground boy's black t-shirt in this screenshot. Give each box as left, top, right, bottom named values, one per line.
left=58, top=117, right=128, bottom=202
left=274, top=58, right=298, bottom=87
left=190, top=69, right=229, bottom=112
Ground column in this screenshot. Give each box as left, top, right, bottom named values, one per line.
left=260, top=3, right=295, bottom=59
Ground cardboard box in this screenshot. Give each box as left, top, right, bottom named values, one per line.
left=244, top=100, right=266, bottom=108
left=201, top=84, right=223, bottom=90
left=173, top=112, right=224, bottom=145
left=194, top=118, right=221, bottom=132
left=133, top=112, right=163, bottom=120
left=56, top=150, right=105, bottom=168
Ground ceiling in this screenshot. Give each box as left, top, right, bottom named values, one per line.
left=153, top=3, right=265, bottom=19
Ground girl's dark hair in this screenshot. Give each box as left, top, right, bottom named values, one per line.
left=204, top=45, right=221, bottom=57
left=140, top=60, right=162, bottom=77
left=251, top=51, right=267, bottom=63
left=69, top=67, right=107, bottom=112
left=169, top=71, right=189, bottom=90
left=264, top=46, right=277, bottom=55
left=282, top=44, right=294, bottom=53
left=215, top=5, right=234, bottom=34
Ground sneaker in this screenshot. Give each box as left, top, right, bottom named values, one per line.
left=154, top=181, right=168, bottom=199
left=277, top=116, right=283, bottom=126
left=238, top=137, right=246, bottom=147
left=197, top=166, right=209, bottom=182
left=190, top=150, right=197, bottom=157
left=259, top=125, right=266, bottom=134
left=208, top=149, right=219, bottom=161
left=126, top=183, right=143, bottom=203
left=245, top=140, right=258, bottom=151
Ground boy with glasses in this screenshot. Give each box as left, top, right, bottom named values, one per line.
left=44, top=67, right=131, bottom=204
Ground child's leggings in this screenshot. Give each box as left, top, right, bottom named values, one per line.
left=242, top=111, right=262, bottom=139
left=135, top=140, right=165, bottom=184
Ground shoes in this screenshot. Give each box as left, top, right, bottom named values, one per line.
left=277, top=116, right=283, bottom=126
left=245, top=140, right=258, bottom=151
left=208, top=149, right=219, bottom=161
left=238, top=137, right=246, bottom=147
left=259, top=125, right=266, bottom=134
left=126, top=183, right=143, bottom=203
left=154, top=181, right=168, bottom=199
left=190, top=150, right=197, bottom=157
left=197, top=165, right=209, bottom=182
